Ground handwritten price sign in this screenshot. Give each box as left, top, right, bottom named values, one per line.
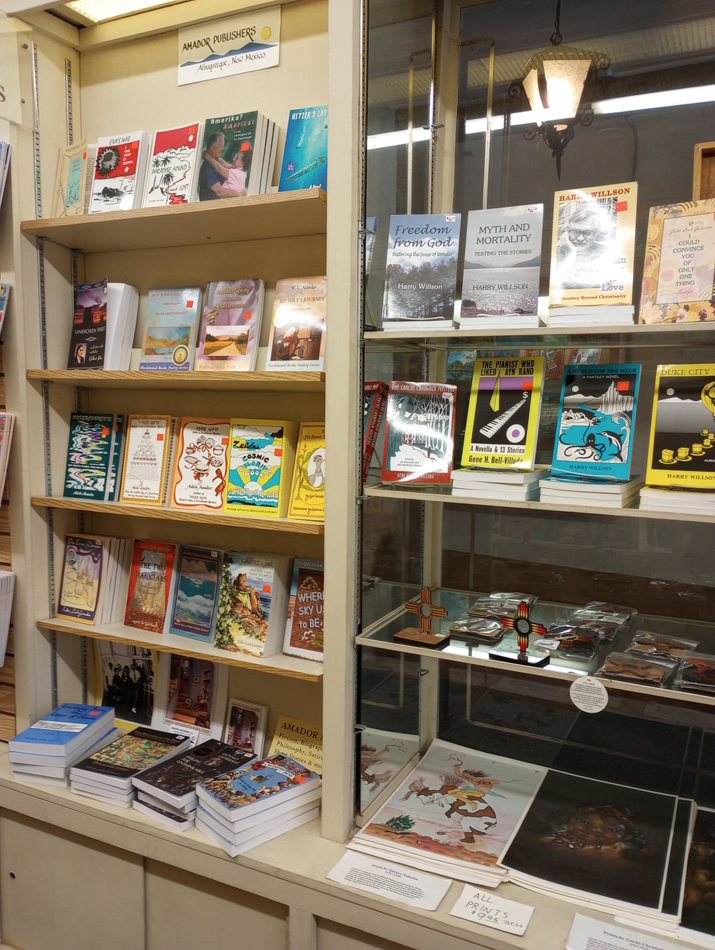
left=450, top=885, right=534, bottom=936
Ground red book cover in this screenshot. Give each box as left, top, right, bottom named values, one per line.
left=362, top=380, right=388, bottom=482
left=381, top=381, right=457, bottom=485
left=124, top=540, right=177, bottom=633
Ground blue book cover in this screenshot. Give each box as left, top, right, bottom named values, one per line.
left=552, top=363, right=641, bottom=480
left=10, top=703, right=114, bottom=753
left=198, top=753, right=319, bottom=814
left=170, top=545, right=221, bottom=641
left=278, top=106, right=328, bottom=192
left=140, top=287, right=202, bottom=371
left=63, top=413, right=114, bottom=500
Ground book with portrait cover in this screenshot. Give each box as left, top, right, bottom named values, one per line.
left=382, top=214, right=461, bottom=330
left=363, top=381, right=388, bottom=482
left=382, top=381, right=457, bottom=485
left=89, top=130, right=149, bottom=213
left=283, top=558, right=324, bottom=661
left=461, top=357, right=545, bottom=470
left=288, top=423, right=326, bottom=521
left=169, top=546, right=221, bottom=642
left=278, top=105, right=328, bottom=192
left=460, top=204, right=543, bottom=328
left=198, top=113, right=270, bottom=201
left=265, top=276, right=326, bottom=372
left=549, top=182, right=638, bottom=309
left=56, top=534, right=109, bottom=625
left=646, top=363, right=715, bottom=489
left=67, top=280, right=107, bottom=370
left=552, top=363, right=641, bottom=480
left=140, top=287, right=202, bottom=372
left=120, top=415, right=174, bottom=506
left=142, top=122, right=202, bottom=208
left=639, top=199, right=715, bottom=324
left=124, top=540, right=177, bottom=633
left=169, top=418, right=230, bottom=512
left=63, top=413, right=114, bottom=500
left=51, top=140, right=88, bottom=218
left=224, top=419, right=297, bottom=517
left=196, top=280, right=265, bottom=372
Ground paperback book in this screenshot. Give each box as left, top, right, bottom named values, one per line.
left=120, top=415, right=174, bottom=506
left=50, top=140, right=88, bottom=217
left=10, top=704, right=114, bottom=758
left=461, top=357, right=545, bottom=470
left=460, top=204, right=544, bottom=328
left=198, top=112, right=274, bottom=200
left=71, top=726, right=189, bottom=788
left=382, top=381, right=457, bottom=485
left=288, top=423, right=326, bottom=521
left=170, top=418, right=230, bottom=512
left=106, top=415, right=127, bottom=503
left=96, top=641, right=156, bottom=728
left=89, top=130, right=149, bottom=213
left=278, top=105, right=328, bottom=192
left=225, top=420, right=296, bottom=517
left=382, top=214, right=461, bottom=330
left=140, top=287, right=202, bottom=372
left=283, top=558, right=324, bottom=661
left=169, top=546, right=221, bottom=642
left=363, top=381, right=388, bottom=481
left=552, top=363, right=641, bottom=480
left=63, top=413, right=114, bottom=500
left=142, top=122, right=202, bottom=207
left=67, top=280, right=107, bottom=370
left=266, top=276, right=327, bottom=372
left=196, top=280, right=265, bottom=372
left=224, top=700, right=268, bottom=757
left=152, top=653, right=228, bottom=743
left=124, top=540, right=177, bottom=633
left=56, top=534, right=109, bottom=625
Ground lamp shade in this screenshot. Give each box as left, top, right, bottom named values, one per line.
left=521, top=55, right=592, bottom=128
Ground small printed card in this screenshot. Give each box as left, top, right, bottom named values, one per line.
left=449, top=884, right=534, bottom=936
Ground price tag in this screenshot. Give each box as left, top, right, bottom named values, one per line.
left=449, top=884, right=534, bottom=935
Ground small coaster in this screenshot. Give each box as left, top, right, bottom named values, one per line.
left=394, top=626, right=451, bottom=648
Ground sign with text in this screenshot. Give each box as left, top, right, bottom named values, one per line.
left=450, top=884, right=534, bottom=936
left=567, top=914, right=682, bottom=950
left=328, top=852, right=451, bottom=911
left=178, top=9, right=280, bottom=86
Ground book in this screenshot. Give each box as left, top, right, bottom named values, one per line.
left=213, top=551, right=291, bottom=657
left=50, top=140, right=88, bottom=217
left=645, top=363, right=715, bottom=488
left=140, top=287, right=202, bottom=372
left=198, top=112, right=272, bottom=200
left=71, top=726, right=189, bottom=790
left=452, top=467, right=547, bottom=486
left=89, top=130, right=149, bottom=213
left=381, top=214, right=461, bottom=330
left=119, top=415, right=174, bottom=506
left=196, top=280, right=265, bottom=372
left=82, top=144, right=97, bottom=214
left=196, top=803, right=320, bottom=857
left=142, top=122, right=202, bottom=207
left=152, top=653, right=228, bottom=743
left=124, top=540, right=177, bottom=633
left=0, top=569, right=14, bottom=667
left=10, top=704, right=114, bottom=758
left=224, top=700, right=268, bottom=757
left=268, top=715, right=323, bottom=774
left=278, top=105, right=328, bottom=192
left=552, top=363, right=641, bottom=481
left=461, top=357, right=545, bottom=470
left=0, top=281, right=9, bottom=338
left=265, top=276, right=327, bottom=372
left=288, top=423, right=326, bottom=521
left=639, top=200, right=715, bottom=324
left=106, top=414, right=126, bottom=503
left=169, top=546, right=222, bottom=642
left=56, top=534, right=109, bottom=625
left=67, top=280, right=107, bottom=370
left=0, top=142, right=9, bottom=211
left=96, top=641, right=156, bottom=728
left=224, top=419, right=297, bottom=518
left=169, top=418, right=230, bottom=512
left=382, top=381, right=457, bottom=485
left=460, top=204, right=544, bottom=328
left=132, top=799, right=195, bottom=831
left=549, top=181, right=638, bottom=311
left=283, top=558, right=324, bottom=661
left=363, top=381, right=388, bottom=481
left=63, top=413, right=115, bottom=500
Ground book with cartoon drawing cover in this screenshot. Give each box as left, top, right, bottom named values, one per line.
left=142, top=122, right=202, bottom=208
left=89, top=130, right=149, bottom=213
left=140, top=287, right=202, bottom=372
left=381, top=381, right=457, bottom=485
left=196, top=280, right=265, bottom=372
left=124, top=539, right=177, bottom=633
left=168, top=546, right=221, bottom=642
left=552, top=363, right=641, bottom=481
left=63, top=413, right=114, bottom=500
left=169, top=418, right=230, bottom=512
left=288, top=423, right=325, bottom=521
left=461, top=357, right=545, bottom=470
left=214, top=551, right=291, bottom=658
left=224, top=419, right=297, bottom=517
left=51, top=140, right=89, bottom=218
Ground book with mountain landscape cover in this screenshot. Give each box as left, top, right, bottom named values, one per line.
left=196, top=280, right=264, bottom=372
left=63, top=413, right=114, bottom=500
left=283, top=558, right=324, bottom=661
left=382, top=382, right=457, bottom=485
left=170, top=418, right=230, bottom=512
left=124, top=540, right=177, bottom=633
left=142, top=123, right=202, bottom=207
left=214, top=551, right=291, bottom=658
left=140, top=287, right=202, bottom=372
left=224, top=419, right=297, bottom=517
left=278, top=106, right=328, bottom=192
left=169, top=546, right=221, bottom=642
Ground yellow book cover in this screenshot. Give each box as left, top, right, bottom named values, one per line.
left=639, top=199, right=715, bottom=324
left=119, top=415, right=173, bottom=506
left=268, top=715, right=323, bottom=775
left=646, top=363, right=715, bottom=488
left=549, top=181, right=637, bottom=309
left=461, top=357, right=544, bottom=469
left=224, top=419, right=297, bottom=518
left=288, top=423, right=326, bottom=521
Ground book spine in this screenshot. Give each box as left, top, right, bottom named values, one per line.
left=362, top=387, right=387, bottom=482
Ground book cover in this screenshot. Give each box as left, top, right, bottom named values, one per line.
left=153, top=653, right=228, bottom=741
left=10, top=704, right=113, bottom=755
left=382, top=214, right=461, bottom=328
left=96, top=641, right=156, bottom=728
left=140, top=287, right=202, bottom=372
left=170, top=546, right=221, bottom=641
left=107, top=414, right=126, bottom=502
left=124, top=540, right=176, bottom=633
left=224, top=700, right=268, bottom=757
left=74, top=726, right=186, bottom=780
left=461, top=357, right=545, bottom=469
left=278, top=105, right=328, bottom=191
left=196, top=280, right=264, bottom=372
left=553, top=363, right=641, bottom=480
left=90, top=131, right=147, bottom=213
left=363, top=381, right=388, bottom=481
left=382, top=382, right=457, bottom=485
left=120, top=415, right=173, bottom=506
left=225, top=420, right=294, bottom=517
left=266, top=276, right=326, bottom=372
left=268, top=715, right=323, bottom=774
left=56, top=534, right=107, bottom=625
left=288, top=423, right=325, bottom=521
left=646, top=363, right=715, bottom=488
left=198, top=753, right=320, bottom=814
left=133, top=739, right=254, bottom=798
left=214, top=551, right=286, bottom=657
left=51, top=140, right=88, bottom=218
left=460, top=204, right=544, bottom=321
left=283, top=558, right=324, bottom=661
left=639, top=200, right=715, bottom=324
left=63, top=413, right=114, bottom=500
left=170, top=418, right=230, bottom=511
left=198, top=113, right=261, bottom=201
left=143, top=122, right=201, bottom=207
left=549, top=181, right=637, bottom=309
left=67, top=280, right=107, bottom=370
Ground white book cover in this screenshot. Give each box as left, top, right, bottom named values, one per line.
left=119, top=416, right=173, bottom=505
left=90, top=131, right=149, bottom=214
left=142, top=122, right=202, bottom=208
left=169, top=418, right=230, bottom=512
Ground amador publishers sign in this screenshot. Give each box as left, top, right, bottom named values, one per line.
left=178, top=8, right=280, bottom=86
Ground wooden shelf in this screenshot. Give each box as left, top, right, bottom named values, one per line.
left=31, top=496, right=324, bottom=535
left=27, top=369, right=326, bottom=393
left=20, top=188, right=327, bottom=253
left=38, top=618, right=323, bottom=682
left=364, top=484, right=715, bottom=525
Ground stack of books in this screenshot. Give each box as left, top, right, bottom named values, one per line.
left=539, top=475, right=643, bottom=509
left=9, top=703, right=117, bottom=787
left=56, top=534, right=133, bottom=627
left=545, top=305, right=635, bottom=328
left=452, top=467, right=546, bottom=501
left=70, top=726, right=190, bottom=808
left=132, top=739, right=255, bottom=833
left=195, top=753, right=322, bottom=857
left=639, top=487, right=715, bottom=516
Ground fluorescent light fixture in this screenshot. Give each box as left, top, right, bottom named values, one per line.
left=64, top=0, right=187, bottom=23
left=366, top=126, right=431, bottom=151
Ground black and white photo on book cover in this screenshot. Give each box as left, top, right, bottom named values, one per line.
left=96, top=641, right=155, bottom=727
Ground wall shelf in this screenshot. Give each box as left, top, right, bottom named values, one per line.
left=20, top=188, right=327, bottom=253
left=38, top=618, right=323, bottom=682
left=30, top=496, right=324, bottom=535
left=27, top=369, right=326, bottom=393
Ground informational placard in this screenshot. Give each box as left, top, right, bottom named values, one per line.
left=566, top=913, right=681, bottom=950
left=268, top=715, right=323, bottom=775
left=449, top=884, right=534, bottom=936
left=327, top=852, right=451, bottom=911
left=570, top=676, right=609, bottom=714
left=178, top=9, right=280, bottom=86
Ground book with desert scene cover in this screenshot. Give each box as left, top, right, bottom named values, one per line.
left=196, top=280, right=264, bottom=372
left=282, top=558, right=324, bottom=661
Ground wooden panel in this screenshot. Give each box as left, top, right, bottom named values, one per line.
left=694, top=141, right=715, bottom=200
left=318, top=921, right=432, bottom=950
left=0, top=685, right=16, bottom=715
left=27, top=369, right=326, bottom=393
left=0, top=654, right=16, bottom=685
left=0, top=713, right=15, bottom=741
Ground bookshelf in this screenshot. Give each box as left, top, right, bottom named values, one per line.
left=27, top=369, right=326, bottom=393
